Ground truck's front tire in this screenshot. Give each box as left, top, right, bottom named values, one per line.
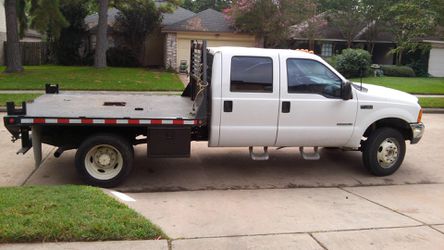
left=362, top=128, right=406, bottom=176
left=75, top=134, right=134, bottom=187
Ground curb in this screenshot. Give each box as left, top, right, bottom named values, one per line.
left=423, top=108, right=444, bottom=114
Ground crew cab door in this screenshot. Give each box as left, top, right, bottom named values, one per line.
left=276, top=56, right=358, bottom=147
left=218, top=53, right=280, bottom=146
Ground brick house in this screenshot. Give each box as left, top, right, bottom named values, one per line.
left=85, top=3, right=261, bottom=71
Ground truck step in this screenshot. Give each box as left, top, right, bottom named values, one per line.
left=299, top=147, right=320, bottom=160
left=249, top=147, right=269, bottom=161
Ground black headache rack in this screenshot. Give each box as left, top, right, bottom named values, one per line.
left=182, top=40, right=211, bottom=122
left=3, top=84, right=61, bottom=154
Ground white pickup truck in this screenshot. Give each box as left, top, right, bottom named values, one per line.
left=3, top=41, right=424, bottom=187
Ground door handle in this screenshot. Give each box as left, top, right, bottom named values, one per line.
left=224, top=100, right=233, bottom=112
left=282, top=101, right=291, bottom=113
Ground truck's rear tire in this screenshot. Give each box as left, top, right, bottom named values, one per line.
left=362, top=128, right=406, bottom=176
left=75, top=134, right=134, bottom=187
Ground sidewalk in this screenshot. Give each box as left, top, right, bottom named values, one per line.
left=2, top=184, right=443, bottom=250
left=106, top=184, right=444, bottom=249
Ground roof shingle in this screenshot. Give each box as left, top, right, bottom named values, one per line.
left=162, top=9, right=233, bottom=33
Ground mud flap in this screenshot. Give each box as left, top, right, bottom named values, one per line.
left=32, top=126, right=42, bottom=168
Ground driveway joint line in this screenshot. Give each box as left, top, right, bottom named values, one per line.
left=339, top=187, right=427, bottom=226
left=21, top=147, right=56, bottom=186
left=118, top=182, right=444, bottom=194
left=308, top=233, right=328, bottom=250
left=167, top=224, right=428, bottom=241
left=350, top=176, right=363, bottom=185
left=429, top=225, right=444, bottom=235
left=167, top=239, right=173, bottom=250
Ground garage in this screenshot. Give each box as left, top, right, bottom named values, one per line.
left=428, top=41, right=444, bottom=77
left=163, top=9, right=259, bottom=71
left=176, top=33, right=256, bottom=71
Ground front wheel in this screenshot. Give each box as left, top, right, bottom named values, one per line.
left=362, top=128, right=406, bottom=176
left=75, top=134, right=134, bottom=187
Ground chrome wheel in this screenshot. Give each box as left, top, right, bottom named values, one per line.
left=84, top=144, right=123, bottom=180
left=377, top=138, right=400, bottom=169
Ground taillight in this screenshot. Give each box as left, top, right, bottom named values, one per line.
left=8, top=118, right=15, bottom=124
left=417, top=109, right=423, bottom=123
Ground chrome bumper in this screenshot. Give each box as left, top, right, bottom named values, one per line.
left=410, top=123, right=425, bottom=144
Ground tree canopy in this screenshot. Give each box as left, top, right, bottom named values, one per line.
left=181, top=0, right=230, bottom=12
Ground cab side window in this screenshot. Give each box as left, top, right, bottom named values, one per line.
left=287, top=59, right=342, bottom=98
left=231, top=56, right=273, bottom=93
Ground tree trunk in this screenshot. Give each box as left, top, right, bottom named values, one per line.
left=94, top=0, right=109, bottom=68
left=308, top=39, right=315, bottom=51
left=347, top=38, right=352, bottom=48
left=4, top=0, right=23, bottom=73
left=397, top=50, right=403, bottom=66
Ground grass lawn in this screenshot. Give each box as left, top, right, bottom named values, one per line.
left=0, top=185, right=166, bottom=243
left=350, top=76, right=444, bottom=94
left=418, top=97, right=444, bottom=108
left=0, top=66, right=184, bottom=91
left=0, top=94, right=42, bottom=106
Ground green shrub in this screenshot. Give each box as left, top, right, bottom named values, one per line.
left=335, top=49, right=372, bottom=78
left=380, top=65, right=416, bottom=77
left=324, top=56, right=338, bottom=69
left=106, top=47, right=139, bottom=67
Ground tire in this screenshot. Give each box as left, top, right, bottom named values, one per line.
left=75, top=134, right=134, bottom=187
left=362, top=128, right=406, bottom=176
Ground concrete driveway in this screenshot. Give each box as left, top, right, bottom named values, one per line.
left=22, top=114, right=444, bottom=191
left=1, top=114, right=444, bottom=249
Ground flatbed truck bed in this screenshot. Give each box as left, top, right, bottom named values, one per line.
left=26, top=92, right=196, bottom=120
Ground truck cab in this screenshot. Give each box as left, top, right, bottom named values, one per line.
left=207, top=47, right=423, bottom=149
left=205, top=46, right=424, bottom=175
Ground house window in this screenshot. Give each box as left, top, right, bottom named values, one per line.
left=321, top=43, right=333, bottom=57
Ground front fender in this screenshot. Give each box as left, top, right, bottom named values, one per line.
left=345, top=105, right=418, bottom=148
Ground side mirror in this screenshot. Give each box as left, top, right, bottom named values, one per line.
left=341, top=81, right=353, bottom=100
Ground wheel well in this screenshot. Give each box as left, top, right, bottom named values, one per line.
left=363, top=118, right=412, bottom=141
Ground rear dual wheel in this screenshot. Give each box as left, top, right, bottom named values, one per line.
left=75, top=134, right=134, bottom=187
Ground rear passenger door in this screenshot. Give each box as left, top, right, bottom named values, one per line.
left=218, top=54, right=280, bottom=146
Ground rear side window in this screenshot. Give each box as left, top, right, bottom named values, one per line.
left=230, top=56, right=273, bottom=93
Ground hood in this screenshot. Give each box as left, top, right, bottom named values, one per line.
left=354, top=83, right=418, bottom=105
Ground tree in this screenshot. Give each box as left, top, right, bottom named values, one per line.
left=113, top=0, right=162, bottom=65
left=94, top=0, right=109, bottom=68
left=294, top=0, right=325, bottom=51
left=386, top=0, right=437, bottom=65
left=430, top=0, right=444, bottom=26
left=181, top=0, right=230, bottom=12
left=29, top=0, right=69, bottom=39
left=226, top=0, right=309, bottom=47
left=54, top=0, right=91, bottom=65
left=360, top=0, right=390, bottom=54
left=322, top=0, right=366, bottom=48
left=4, top=0, right=24, bottom=73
